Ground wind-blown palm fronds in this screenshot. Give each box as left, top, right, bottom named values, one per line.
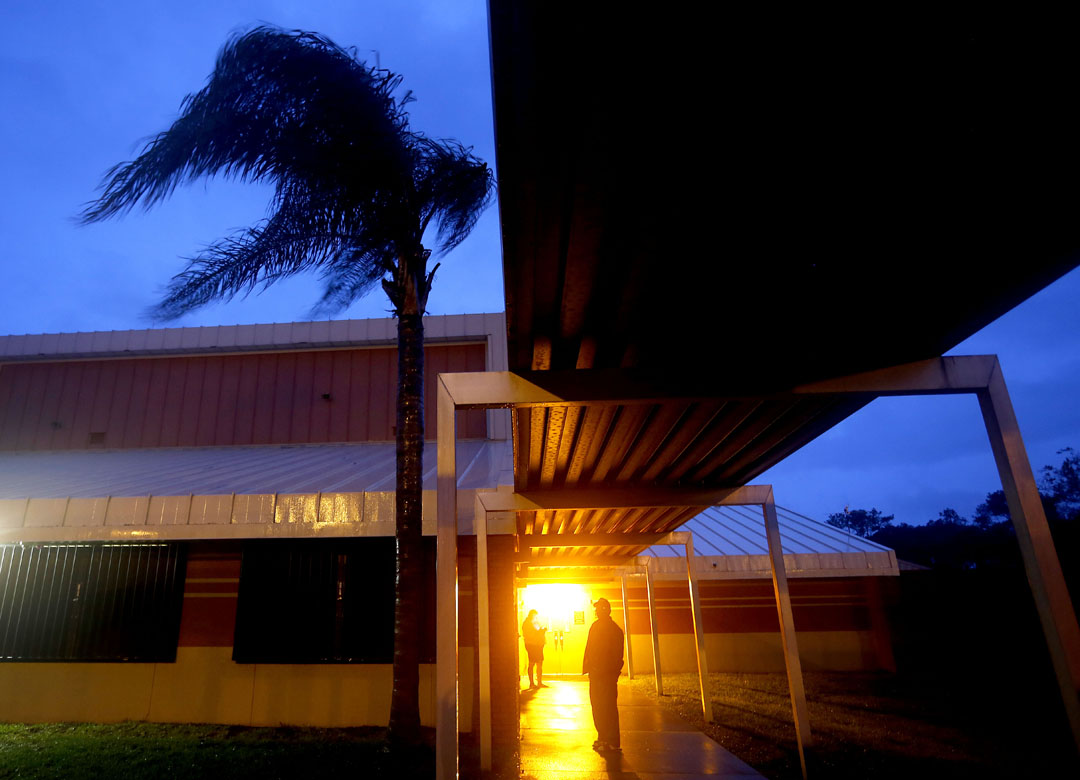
left=80, top=25, right=493, bottom=319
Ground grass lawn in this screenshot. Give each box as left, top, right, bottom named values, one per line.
left=2, top=671, right=1075, bottom=779
left=627, top=671, right=1079, bottom=779
left=0, top=723, right=433, bottom=780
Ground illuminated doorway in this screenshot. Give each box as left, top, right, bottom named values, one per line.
left=518, top=583, right=594, bottom=676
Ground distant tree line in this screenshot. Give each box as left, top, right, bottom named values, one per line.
left=827, top=448, right=1080, bottom=572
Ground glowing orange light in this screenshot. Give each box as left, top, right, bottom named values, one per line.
left=520, top=583, right=592, bottom=640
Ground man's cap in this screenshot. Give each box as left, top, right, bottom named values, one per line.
left=592, top=597, right=611, bottom=612
left=526, top=609, right=538, bottom=617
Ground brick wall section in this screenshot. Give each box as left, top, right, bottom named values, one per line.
left=486, top=535, right=519, bottom=770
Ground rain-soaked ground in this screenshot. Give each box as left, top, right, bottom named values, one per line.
left=519, top=676, right=763, bottom=779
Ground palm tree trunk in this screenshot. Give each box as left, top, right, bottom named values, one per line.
left=389, top=308, right=424, bottom=741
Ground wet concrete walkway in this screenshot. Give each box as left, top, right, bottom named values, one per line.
left=519, top=677, right=763, bottom=779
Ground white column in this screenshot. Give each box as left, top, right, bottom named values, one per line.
left=762, top=493, right=810, bottom=780
left=621, top=573, right=635, bottom=679
left=474, top=494, right=493, bottom=770
left=643, top=559, right=663, bottom=696
left=436, top=380, right=458, bottom=780
left=683, top=535, right=712, bottom=722
left=979, top=364, right=1080, bottom=751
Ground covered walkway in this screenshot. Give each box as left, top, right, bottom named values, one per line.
left=519, top=678, right=763, bottom=779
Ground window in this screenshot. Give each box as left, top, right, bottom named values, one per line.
left=0, top=542, right=187, bottom=661
left=232, top=538, right=436, bottom=663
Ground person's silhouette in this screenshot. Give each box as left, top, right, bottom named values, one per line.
left=522, top=609, right=548, bottom=688
left=582, top=598, right=623, bottom=751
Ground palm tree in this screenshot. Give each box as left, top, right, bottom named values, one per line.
left=79, top=26, right=494, bottom=741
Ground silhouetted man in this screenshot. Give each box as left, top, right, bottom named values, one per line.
left=582, top=597, right=624, bottom=752
left=522, top=609, right=547, bottom=689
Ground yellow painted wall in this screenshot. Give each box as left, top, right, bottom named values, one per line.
left=0, top=661, right=157, bottom=722
left=0, top=648, right=465, bottom=729
left=628, top=630, right=884, bottom=674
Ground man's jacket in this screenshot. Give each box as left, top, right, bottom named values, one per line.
left=582, top=616, right=624, bottom=675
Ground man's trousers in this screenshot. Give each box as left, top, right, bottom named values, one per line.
left=588, top=672, right=620, bottom=747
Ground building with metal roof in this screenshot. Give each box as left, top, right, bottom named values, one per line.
left=0, top=311, right=903, bottom=758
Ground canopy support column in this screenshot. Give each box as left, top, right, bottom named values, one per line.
left=762, top=491, right=810, bottom=780
left=473, top=494, right=493, bottom=771
left=620, top=573, right=635, bottom=679
left=682, top=534, right=712, bottom=722
left=643, top=558, right=663, bottom=696
left=979, top=362, right=1080, bottom=750
left=435, top=379, right=458, bottom=780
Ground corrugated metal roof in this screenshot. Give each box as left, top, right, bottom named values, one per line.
left=647, top=504, right=891, bottom=557
left=0, top=440, right=512, bottom=499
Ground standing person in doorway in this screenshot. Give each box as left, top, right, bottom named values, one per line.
left=582, top=597, right=624, bottom=752
left=522, top=609, right=548, bottom=689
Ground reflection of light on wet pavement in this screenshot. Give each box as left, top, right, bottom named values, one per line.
left=551, top=687, right=586, bottom=706
left=518, top=678, right=765, bottom=777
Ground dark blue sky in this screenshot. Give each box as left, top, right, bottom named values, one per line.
left=2, top=1, right=1078, bottom=526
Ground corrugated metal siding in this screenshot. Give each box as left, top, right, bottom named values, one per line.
left=0, top=345, right=486, bottom=451
left=0, top=542, right=186, bottom=660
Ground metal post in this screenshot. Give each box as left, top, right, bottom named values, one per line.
left=979, top=364, right=1080, bottom=751
left=643, top=559, right=663, bottom=696
left=474, top=495, right=493, bottom=771
left=436, top=380, right=458, bottom=780
left=684, top=535, right=712, bottom=722
left=620, top=573, right=635, bottom=679
left=762, top=493, right=810, bottom=780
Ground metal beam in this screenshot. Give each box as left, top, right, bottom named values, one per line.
left=621, top=573, right=635, bottom=679
left=435, top=378, right=458, bottom=780
left=792, top=354, right=997, bottom=396
left=516, top=575, right=620, bottom=585
left=439, top=368, right=733, bottom=408
left=473, top=494, right=493, bottom=771
left=643, top=558, right=663, bottom=697
left=477, top=487, right=729, bottom=512
left=762, top=489, right=811, bottom=780
left=514, top=551, right=636, bottom=565
left=683, top=534, right=712, bottom=722
left=521, top=532, right=667, bottom=548
left=438, top=356, right=1000, bottom=410
left=978, top=362, right=1080, bottom=750
left=715, top=484, right=774, bottom=506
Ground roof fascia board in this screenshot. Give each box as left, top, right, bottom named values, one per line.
left=0, top=487, right=518, bottom=544
left=440, top=355, right=1000, bottom=410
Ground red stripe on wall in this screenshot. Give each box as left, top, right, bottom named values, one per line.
left=592, top=578, right=876, bottom=635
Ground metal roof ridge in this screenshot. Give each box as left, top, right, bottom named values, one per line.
left=0, top=313, right=506, bottom=361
